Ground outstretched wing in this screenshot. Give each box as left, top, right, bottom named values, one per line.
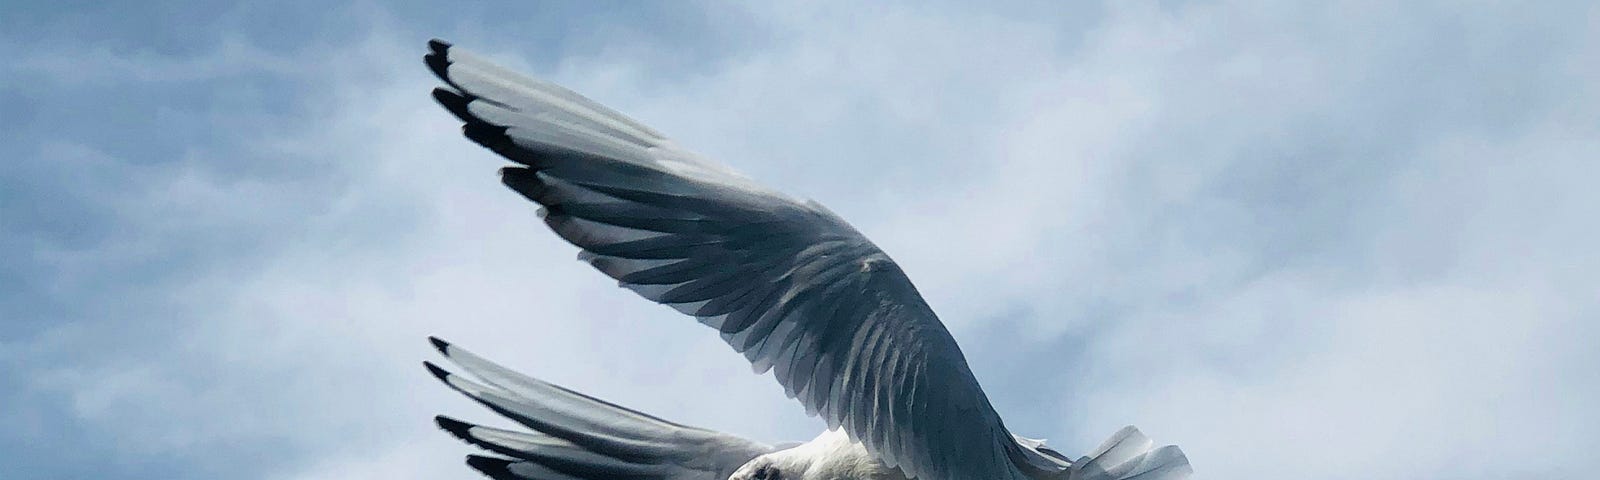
left=424, top=39, right=1038, bottom=480
left=426, top=337, right=774, bottom=480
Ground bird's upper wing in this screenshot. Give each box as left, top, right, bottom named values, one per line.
left=426, top=39, right=1039, bottom=480
left=426, top=338, right=774, bottom=480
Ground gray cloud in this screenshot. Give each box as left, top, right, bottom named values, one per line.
left=3, top=1, right=1595, bottom=479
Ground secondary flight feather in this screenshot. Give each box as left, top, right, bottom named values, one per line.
left=420, top=39, right=1192, bottom=480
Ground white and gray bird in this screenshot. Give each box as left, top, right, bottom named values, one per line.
left=419, top=39, right=1193, bottom=480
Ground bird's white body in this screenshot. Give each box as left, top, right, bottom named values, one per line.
left=733, top=429, right=908, bottom=480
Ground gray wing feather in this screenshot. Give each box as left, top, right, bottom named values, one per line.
left=427, top=338, right=772, bottom=480
left=425, top=38, right=1035, bottom=480
left=1066, top=427, right=1193, bottom=480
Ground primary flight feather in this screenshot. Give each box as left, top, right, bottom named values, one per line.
left=420, top=39, right=1192, bottom=480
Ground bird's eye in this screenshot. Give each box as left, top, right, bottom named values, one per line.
left=754, top=465, right=782, bottom=480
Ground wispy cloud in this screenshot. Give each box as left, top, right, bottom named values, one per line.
left=3, top=1, right=1595, bottom=479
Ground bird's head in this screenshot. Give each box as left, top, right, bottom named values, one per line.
left=732, top=429, right=891, bottom=480
left=731, top=457, right=784, bottom=480
left=732, top=452, right=808, bottom=480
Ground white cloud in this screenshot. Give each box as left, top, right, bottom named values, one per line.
left=10, top=1, right=1597, bottom=479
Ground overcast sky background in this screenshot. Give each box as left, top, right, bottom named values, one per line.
left=3, top=1, right=1597, bottom=479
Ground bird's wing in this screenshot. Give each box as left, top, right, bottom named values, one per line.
left=425, top=39, right=1035, bottom=480
left=1064, top=427, right=1193, bottom=480
left=426, top=338, right=774, bottom=480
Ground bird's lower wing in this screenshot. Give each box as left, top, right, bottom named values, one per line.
left=426, top=338, right=773, bottom=480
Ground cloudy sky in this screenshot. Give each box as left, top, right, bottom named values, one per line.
left=3, top=1, right=1597, bottom=479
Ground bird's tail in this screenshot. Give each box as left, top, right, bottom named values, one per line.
left=1062, top=426, right=1191, bottom=480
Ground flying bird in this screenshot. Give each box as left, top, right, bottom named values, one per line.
left=420, top=39, right=1192, bottom=480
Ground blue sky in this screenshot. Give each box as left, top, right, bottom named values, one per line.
left=2, top=1, right=1597, bottom=479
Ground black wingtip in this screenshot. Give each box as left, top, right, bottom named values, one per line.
left=499, top=167, right=549, bottom=202
left=425, top=52, right=453, bottom=83
left=428, top=38, right=452, bottom=53
left=462, top=123, right=510, bottom=144
left=425, top=40, right=455, bottom=84
left=435, top=415, right=474, bottom=440
left=423, top=361, right=451, bottom=383
left=428, top=336, right=451, bottom=354
left=465, top=455, right=517, bottom=479
left=432, top=87, right=476, bottom=122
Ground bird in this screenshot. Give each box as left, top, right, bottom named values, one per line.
left=419, top=38, right=1193, bottom=480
